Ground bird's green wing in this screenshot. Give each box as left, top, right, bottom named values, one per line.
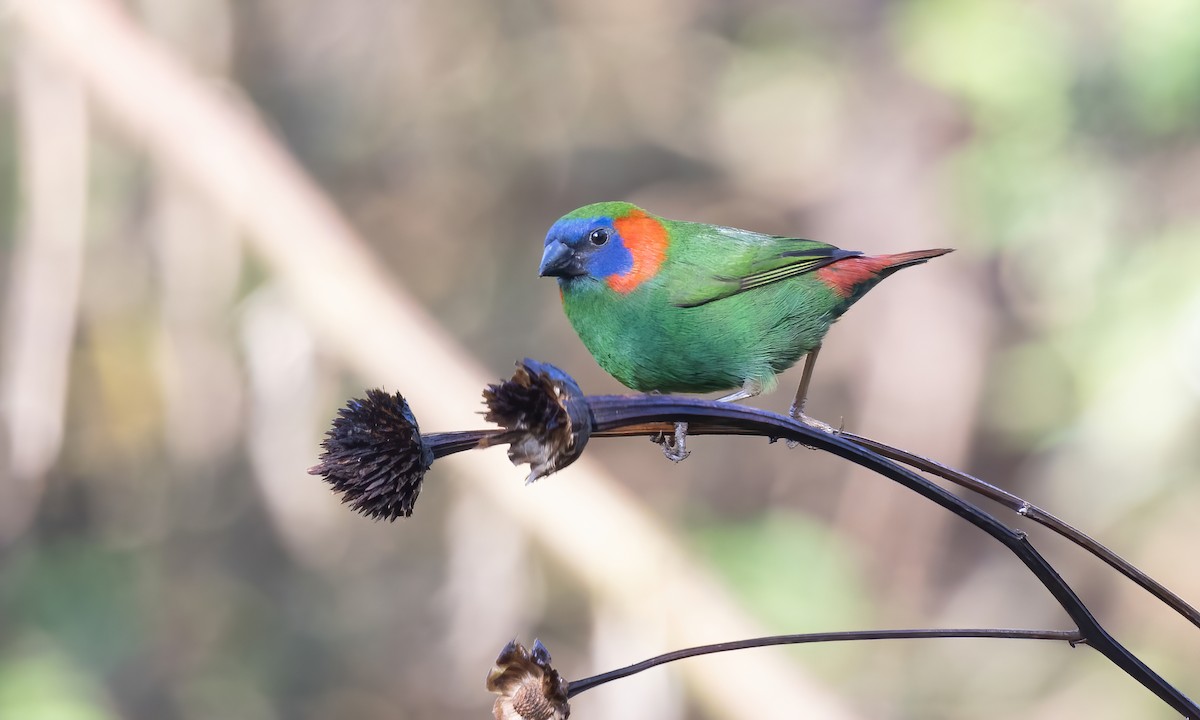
left=668, top=224, right=860, bottom=308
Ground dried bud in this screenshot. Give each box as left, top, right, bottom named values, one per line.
left=482, top=360, right=592, bottom=483
left=308, top=389, right=433, bottom=520
left=486, top=639, right=570, bottom=720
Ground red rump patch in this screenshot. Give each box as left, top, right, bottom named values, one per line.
left=608, top=210, right=669, bottom=293
left=816, top=249, right=950, bottom=298
left=816, top=257, right=891, bottom=298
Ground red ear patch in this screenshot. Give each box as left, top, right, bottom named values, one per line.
left=608, top=210, right=668, bottom=293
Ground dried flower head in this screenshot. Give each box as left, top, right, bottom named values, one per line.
left=308, top=389, right=433, bottom=520
left=482, top=359, right=592, bottom=483
left=486, top=639, right=570, bottom=720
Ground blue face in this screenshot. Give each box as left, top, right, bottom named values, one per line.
left=540, top=216, right=633, bottom=280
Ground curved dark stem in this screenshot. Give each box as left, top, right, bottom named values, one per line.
left=840, top=431, right=1200, bottom=631
left=414, top=387, right=1195, bottom=714
left=428, top=430, right=495, bottom=458
left=575, top=421, right=1200, bottom=632
left=567, top=628, right=1084, bottom=699
left=319, top=372, right=1197, bottom=713
left=573, top=395, right=1198, bottom=718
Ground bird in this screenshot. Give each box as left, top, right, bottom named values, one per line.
left=538, top=201, right=951, bottom=461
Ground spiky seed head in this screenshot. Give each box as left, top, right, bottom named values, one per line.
left=308, top=389, right=433, bottom=520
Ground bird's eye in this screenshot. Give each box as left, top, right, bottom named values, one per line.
left=589, top=228, right=609, bottom=246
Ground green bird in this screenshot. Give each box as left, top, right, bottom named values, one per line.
left=538, top=201, right=951, bottom=460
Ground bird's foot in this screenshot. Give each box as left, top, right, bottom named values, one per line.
left=785, top=407, right=839, bottom=449
left=651, top=422, right=691, bottom=462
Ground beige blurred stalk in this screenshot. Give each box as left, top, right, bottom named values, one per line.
left=8, top=0, right=862, bottom=717
left=0, top=39, right=87, bottom=541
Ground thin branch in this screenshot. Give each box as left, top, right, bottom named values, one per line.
left=582, top=421, right=1200, bottom=633
left=839, top=431, right=1200, bottom=631
left=579, top=394, right=1199, bottom=717
left=567, top=628, right=1086, bottom=698
left=542, top=420, right=1200, bottom=633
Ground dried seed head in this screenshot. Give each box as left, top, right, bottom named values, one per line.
left=482, top=360, right=592, bottom=483
left=308, top=389, right=433, bottom=520
left=486, top=639, right=570, bottom=720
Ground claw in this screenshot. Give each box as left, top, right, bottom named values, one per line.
left=652, top=422, right=691, bottom=462
left=786, top=412, right=838, bottom=449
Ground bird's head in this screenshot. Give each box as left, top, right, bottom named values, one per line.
left=539, top=201, right=669, bottom=294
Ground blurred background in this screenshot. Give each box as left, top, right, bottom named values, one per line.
left=2, top=0, right=1199, bottom=718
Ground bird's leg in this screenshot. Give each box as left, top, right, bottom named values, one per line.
left=651, top=420, right=691, bottom=463
left=653, top=378, right=765, bottom=462
left=646, top=391, right=691, bottom=462
left=788, top=345, right=837, bottom=442
left=658, top=422, right=690, bottom=463
left=715, top=377, right=763, bottom=404
left=788, top=344, right=820, bottom=419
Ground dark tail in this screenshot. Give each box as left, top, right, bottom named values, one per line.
left=874, top=248, right=954, bottom=276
